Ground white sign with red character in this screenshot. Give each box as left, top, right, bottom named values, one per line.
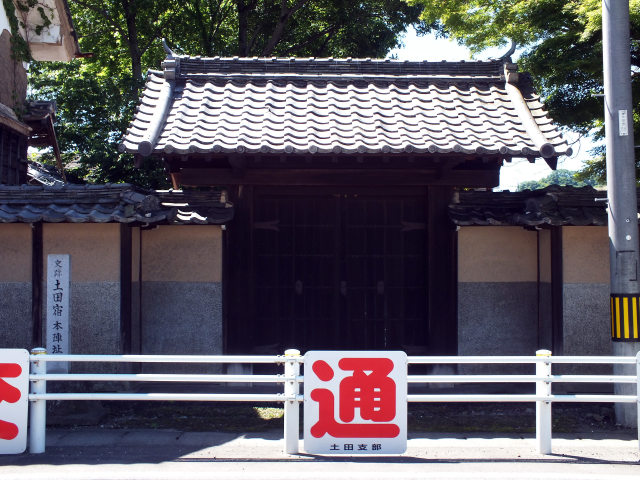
left=304, top=351, right=407, bottom=455
left=0, top=349, right=29, bottom=454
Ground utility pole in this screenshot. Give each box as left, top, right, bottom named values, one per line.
left=602, top=0, right=640, bottom=427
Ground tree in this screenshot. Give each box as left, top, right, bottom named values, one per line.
left=29, top=0, right=180, bottom=187
left=29, top=1, right=425, bottom=187
left=407, top=0, right=640, bottom=185
left=516, top=169, right=596, bottom=192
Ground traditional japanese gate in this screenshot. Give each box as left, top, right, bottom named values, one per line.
left=225, top=186, right=459, bottom=358
left=238, top=189, right=429, bottom=354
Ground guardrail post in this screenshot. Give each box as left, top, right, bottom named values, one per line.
left=29, top=348, right=47, bottom=454
left=536, top=349, right=552, bottom=454
left=283, top=349, right=301, bottom=455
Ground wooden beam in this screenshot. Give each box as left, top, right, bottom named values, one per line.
left=176, top=168, right=499, bottom=187
left=170, top=172, right=180, bottom=190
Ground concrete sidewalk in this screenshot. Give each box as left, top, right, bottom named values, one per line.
left=0, top=428, right=638, bottom=480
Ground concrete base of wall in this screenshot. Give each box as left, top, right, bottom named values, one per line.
left=70, top=282, right=121, bottom=354
left=563, top=283, right=611, bottom=357
left=64, top=282, right=121, bottom=374
left=0, top=282, right=32, bottom=348
left=560, top=283, right=612, bottom=382
left=458, top=282, right=537, bottom=374
left=141, top=282, right=222, bottom=373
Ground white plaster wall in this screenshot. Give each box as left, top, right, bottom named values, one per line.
left=458, top=226, right=538, bottom=282
left=1, top=3, right=11, bottom=34
left=7, top=0, right=75, bottom=62
left=43, top=224, right=120, bottom=282
left=142, top=225, right=222, bottom=282
left=562, top=226, right=609, bottom=283
left=0, top=224, right=31, bottom=282
left=25, top=0, right=61, bottom=44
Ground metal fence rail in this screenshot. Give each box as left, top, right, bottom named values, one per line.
left=28, top=348, right=302, bottom=455
left=27, top=348, right=640, bottom=456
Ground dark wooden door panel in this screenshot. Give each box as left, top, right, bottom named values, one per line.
left=249, top=189, right=428, bottom=353
left=253, top=194, right=339, bottom=351
left=341, top=195, right=427, bottom=350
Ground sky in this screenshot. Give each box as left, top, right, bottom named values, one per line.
left=388, top=28, right=597, bottom=191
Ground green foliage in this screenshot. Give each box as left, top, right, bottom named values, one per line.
left=28, top=60, right=168, bottom=188
left=516, top=169, right=596, bottom=191
left=172, top=0, right=425, bottom=58
left=408, top=0, right=640, bottom=185
left=28, top=0, right=424, bottom=187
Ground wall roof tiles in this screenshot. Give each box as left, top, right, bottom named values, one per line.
left=449, top=186, right=608, bottom=227
left=0, top=184, right=233, bottom=225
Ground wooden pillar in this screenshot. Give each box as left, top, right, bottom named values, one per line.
left=31, top=222, right=43, bottom=347
left=120, top=224, right=133, bottom=353
left=427, top=186, right=458, bottom=355
left=550, top=226, right=564, bottom=354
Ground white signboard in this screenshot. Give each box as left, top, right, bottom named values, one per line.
left=304, top=351, right=407, bottom=455
left=46, top=254, right=70, bottom=372
left=619, top=109, right=629, bottom=136
left=0, top=349, right=29, bottom=454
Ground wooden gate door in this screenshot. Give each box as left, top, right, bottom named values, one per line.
left=239, top=188, right=428, bottom=353
left=339, top=193, right=428, bottom=351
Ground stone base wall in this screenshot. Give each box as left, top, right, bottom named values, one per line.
left=141, top=282, right=223, bottom=373
left=0, top=283, right=31, bottom=348
left=68, top=282, right=121, bottom=354
left=558, top=283, right=612, bottom=383
left=562, top=283, right=611, bottom=357
left=42, top=282, right=121, bottom=374
left=458, top=282, right=538, bottom=374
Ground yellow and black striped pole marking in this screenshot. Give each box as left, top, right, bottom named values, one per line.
left=610, top=294, right=640, bottom=341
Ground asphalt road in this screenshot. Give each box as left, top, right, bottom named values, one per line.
left=0, top=428, right=638, bottom=480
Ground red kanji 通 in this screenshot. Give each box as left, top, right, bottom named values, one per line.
left=0, top=363, right=22, bottom=441
left=338, top=357, right=396, bottom=422
left=310, top=358, right=399, bottom=439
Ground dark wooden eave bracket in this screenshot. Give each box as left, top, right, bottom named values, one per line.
left=172, top=166, right=499, bottom=188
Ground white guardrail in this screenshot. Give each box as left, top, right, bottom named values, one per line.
left=27, top=349, right=640, bottom=455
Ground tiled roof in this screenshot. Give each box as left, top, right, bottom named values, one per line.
left=0, top=184, right=233, bottom=225
left=120, top=57, right=571, bottom=162
left=27, top=161, right=65, bottom=187
left=449, top=185, right=608, bottom=227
